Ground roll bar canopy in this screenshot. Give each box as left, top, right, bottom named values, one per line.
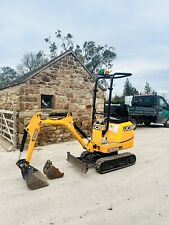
left=92, top=72, right=132, bottom=132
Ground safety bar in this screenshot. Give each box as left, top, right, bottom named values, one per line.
left=96, top=72, right=132, bottom=80
left=92, top=72, right=132, bottom=132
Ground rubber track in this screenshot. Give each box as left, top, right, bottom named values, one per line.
left=95, top=152, right=136, bottom=174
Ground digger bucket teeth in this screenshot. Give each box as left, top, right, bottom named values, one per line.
left=16, top=159, right=49, bottom=190
left=43, top=160, right=64, bottom=179
left=67, top=152, right=88, bottom=174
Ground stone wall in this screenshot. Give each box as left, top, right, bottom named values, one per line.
left=0, top=85, right=21, bottom=110
left=0, top=52, right=104, bottom=147
left=19, top=54, right=98, bottom=145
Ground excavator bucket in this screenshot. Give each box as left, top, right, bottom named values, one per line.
left=16, top=159, right=49, bottom=190
left=43, top=160, right=64, bottom=179
left=67, top=152, right=88, bottom=173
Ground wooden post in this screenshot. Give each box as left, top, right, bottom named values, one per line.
left=12, top=109, right=18, bottom=150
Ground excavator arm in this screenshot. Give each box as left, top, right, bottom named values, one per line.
left=16, top=112, right=90, bottom=190
left=20, top=113, right=88, bottom=163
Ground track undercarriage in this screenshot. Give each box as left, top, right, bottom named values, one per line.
left=67, top=151, right=136, bottom=174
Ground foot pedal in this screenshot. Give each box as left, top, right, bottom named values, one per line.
left=43, top=160, right=64, bottom=179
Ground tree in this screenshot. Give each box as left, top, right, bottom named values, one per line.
left=17, top=51, right=48, bottom=75
left=144, top=82, right=152, bottom=94
left=1, top=30, right=116, bottom=85
left=0, top=66, right=18, bottom=87
left=123, top=78, right=139, bottom=96
left=77, top=41, right=116, bottom=73
left=112, top=94, right=124, bottom=104
left=45, top=30, right=116, bottom=73
left=45, top=30, right=73, bottom=57
left=131, top=86, right=139, bottom=95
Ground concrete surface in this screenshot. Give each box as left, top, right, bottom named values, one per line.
left=0, top=125, right=169, bottom=225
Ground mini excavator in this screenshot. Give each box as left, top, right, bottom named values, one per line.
left=16, top=71, right=136, bottom=190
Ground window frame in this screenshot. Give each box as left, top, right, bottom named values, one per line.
left=159, top=96, right=168, bottom=110
left=41, top=94, right=54, bottom=109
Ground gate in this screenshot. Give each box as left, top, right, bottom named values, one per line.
left=0, top=110, right=18, bottom=151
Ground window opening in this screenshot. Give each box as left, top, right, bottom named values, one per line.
left=41, top=95, right=53, bottom=109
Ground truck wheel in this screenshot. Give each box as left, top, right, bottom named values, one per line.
left=130, top=118, right=137, bottom=130
left=164, top=120, right=169, bottom=128
left=144, top=122, right=151, bottom=126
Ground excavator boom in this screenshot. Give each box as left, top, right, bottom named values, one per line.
left=16, top=112, right=90, bottom=189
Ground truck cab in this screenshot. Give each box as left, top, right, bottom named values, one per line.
left=127, top=94, right=169, bottom=128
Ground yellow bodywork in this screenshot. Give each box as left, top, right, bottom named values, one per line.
left=24, top=113, right=134, bottom=163
left=90, top=121, right=134, bottom=153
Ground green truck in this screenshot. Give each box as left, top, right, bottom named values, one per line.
left=126, top=94, right=169, bottom=129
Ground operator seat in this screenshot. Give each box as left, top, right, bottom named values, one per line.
left=104, top=104, right=129, bottom=123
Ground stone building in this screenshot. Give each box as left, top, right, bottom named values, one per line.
left=0, top=50, right=104, bottom=146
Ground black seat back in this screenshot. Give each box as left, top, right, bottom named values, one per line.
left=104, top=103, right=129, bottom=123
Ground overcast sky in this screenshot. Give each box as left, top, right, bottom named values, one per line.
left=0, top=0, right=169, bottom=99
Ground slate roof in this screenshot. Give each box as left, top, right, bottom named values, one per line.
left=0, top=50, right=99, bottom=90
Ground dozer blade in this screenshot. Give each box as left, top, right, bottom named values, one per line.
left=67, top=152, right=88, bottom=173
left=43, top=160, right=64, bottom=179
left=16, top=159, right=49, bottom=190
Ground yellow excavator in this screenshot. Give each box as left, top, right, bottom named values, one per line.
left=16, top=71, right=136, bottom=190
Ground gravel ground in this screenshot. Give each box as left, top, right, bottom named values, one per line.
left=0, top=124, right=169, bottom=225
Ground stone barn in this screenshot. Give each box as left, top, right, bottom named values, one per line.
left=0, top=50, right=103, bottom=148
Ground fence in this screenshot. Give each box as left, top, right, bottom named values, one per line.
left=0, top=110, right=18, bottom=151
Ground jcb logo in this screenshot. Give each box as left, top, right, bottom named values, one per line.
left=32, top=129, right=39, bottom=141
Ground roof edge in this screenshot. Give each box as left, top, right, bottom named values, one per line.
left=0, top=50, right=104, bottom=91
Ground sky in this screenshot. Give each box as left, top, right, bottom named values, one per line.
left=0, top=0, right=169, bottom=100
